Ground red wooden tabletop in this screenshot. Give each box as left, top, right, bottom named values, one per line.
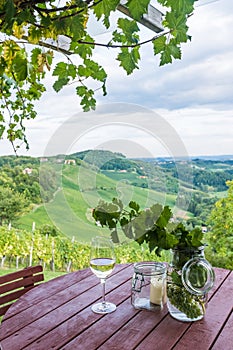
left=0, top=264, right=232, bottom=350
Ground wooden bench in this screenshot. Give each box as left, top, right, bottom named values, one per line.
left=0, top=265, right=44, bottom=317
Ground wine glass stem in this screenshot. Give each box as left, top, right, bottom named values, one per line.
left=101, top=278, right=106, bottom=305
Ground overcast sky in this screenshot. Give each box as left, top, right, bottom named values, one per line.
left=1, top=0, right=233, bottom=159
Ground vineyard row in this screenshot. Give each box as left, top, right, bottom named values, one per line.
left=0, top=227, right=162, bottom=272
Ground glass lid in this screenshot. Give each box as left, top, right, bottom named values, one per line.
left=181, top=257, right=215, bottom=295
left=134, top=262, right=166, bottom=275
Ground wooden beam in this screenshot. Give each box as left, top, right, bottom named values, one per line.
left=117, top=2, right=164, bottom=33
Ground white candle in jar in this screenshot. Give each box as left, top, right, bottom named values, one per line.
left=150, top=276, right=164, bottom=305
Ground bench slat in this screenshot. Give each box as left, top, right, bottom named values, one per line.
left=0, top=265, right=44, bottom=317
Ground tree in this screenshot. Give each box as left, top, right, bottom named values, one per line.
left=206, top=180, right=233, bottom=269
left=0, top=0, right=196, bottom=152
left=0, top=187, right=29, bottom=225
left=39, top=164, right=58, bottom=201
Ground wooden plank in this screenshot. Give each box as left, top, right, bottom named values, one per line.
left=211, top=309, right=233, bottom=350
left=135, top=313, right=190, bottom=350
left=0, top=265, right=133, bottom=350
left=207, top=267, right=231, bottom=299
left=0, top=265, right=44, bottom=317
left=0, top=274, right=44, bottom=302
left=97, top=307, right=167, bottom=350
left=0, top=265, right=43, bottom=284
left=0, top=286, right=35, bottom=316
left=172, top=270, right=233, bottom=350
left=59, top=298, right=139, bottom=350
left=24, top=275, right=135, bottom=350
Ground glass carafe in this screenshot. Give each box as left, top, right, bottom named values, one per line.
left=167, top=246, right=215, bottom=322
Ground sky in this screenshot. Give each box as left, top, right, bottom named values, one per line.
left=1, top=0, right=233, bottom=159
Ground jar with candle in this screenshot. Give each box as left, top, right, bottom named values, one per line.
left=131, top=262, right=167, bottom=311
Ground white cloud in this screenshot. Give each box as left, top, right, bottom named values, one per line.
left=94, top=0, right=233, bottom=110
left=161, top=107, right=233, bottom=156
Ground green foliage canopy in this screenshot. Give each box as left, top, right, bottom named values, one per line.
left=0, top=0, right=197, bottom=152
left=206, top=180, right=233, bottom=269
left=0, top=186, right=29, bottom=225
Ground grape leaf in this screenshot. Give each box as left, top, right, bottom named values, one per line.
left=117, top=47, right=139, bottom=74
left=156, top=206, right=172, bottom=228
left=127, top=0, right=150, bottom=21
left=153, top=36, right=166, bottom=55
left=93, top=0, right=120, bottom=27
left=53, top=77, right=69, bottom=92
left=4, top=0, right=15, bottom=30
left=13, top=55, right=28, bottom=81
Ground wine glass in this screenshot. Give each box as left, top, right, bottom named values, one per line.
left=90, top=236, right=116, bottom=314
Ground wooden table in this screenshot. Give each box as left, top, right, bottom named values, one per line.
left=0, top=264, right=232, bottom=350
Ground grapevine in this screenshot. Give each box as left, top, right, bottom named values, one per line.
left=0, top=226, right=161, bottom=272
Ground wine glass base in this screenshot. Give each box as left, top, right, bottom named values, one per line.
left=91, top=302, right=116, bottom=314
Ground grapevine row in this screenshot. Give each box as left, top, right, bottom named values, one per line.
left=0, top=226, right=163, bottom=272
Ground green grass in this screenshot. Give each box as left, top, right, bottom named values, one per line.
left=210, top=190, right=227, bottom=198
left=101, top=170, right=146, bottom=184
left=16, top=164, right=180, bottom=242
left=17, top=205, right=52, bottom=229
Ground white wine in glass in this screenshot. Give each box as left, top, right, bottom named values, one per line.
left=90, top=236, right=116, bottom=314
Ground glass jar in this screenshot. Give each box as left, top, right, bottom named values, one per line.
left=131, top=262, right=167, bottom=311
left=167, top=246, right=215, bottom=322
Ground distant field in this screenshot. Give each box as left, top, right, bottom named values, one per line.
left=211, top=190, right=227, bottom=198
left=101, top=170, right=147, bottom=185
